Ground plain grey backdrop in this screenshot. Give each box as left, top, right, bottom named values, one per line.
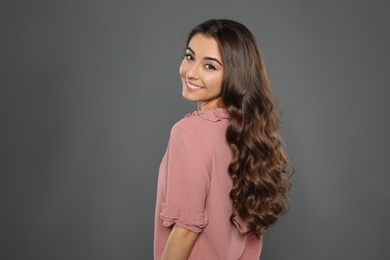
left=1, top=0, right=389, bottom=259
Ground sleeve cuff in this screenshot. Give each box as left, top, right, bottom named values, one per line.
left=159, top=203, right=209, bottom=233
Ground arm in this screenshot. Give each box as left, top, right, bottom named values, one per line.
left=161, top=225, right=199, bottom=260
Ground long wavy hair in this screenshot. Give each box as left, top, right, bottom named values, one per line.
left=186, top=19, right=292, bottom=238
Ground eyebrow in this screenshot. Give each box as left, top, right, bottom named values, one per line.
left=187, top=47, right=223, bottom=67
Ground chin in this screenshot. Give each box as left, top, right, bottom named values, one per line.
left=182, top=94, right=198, bottom=103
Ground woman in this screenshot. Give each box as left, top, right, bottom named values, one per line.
left=154, top=19, right=291, bottom=260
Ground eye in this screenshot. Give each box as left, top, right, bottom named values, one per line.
left=205, top=64, right=216, bottom=70
left=183, top=53, right=194, bottom=61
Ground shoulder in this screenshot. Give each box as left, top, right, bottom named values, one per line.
left=171, top=108, right=230, bottom=136
left=170, top=116, right=203, bottom=144
left=175, top=108, right=230, bottom=127
left=168, top=114, right=213, bottom=161
left=169, top=108, right=230, bottom=152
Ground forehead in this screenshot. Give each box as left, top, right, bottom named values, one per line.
left=188, top=34, right=221, bottom=58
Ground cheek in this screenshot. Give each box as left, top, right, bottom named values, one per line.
left=179, top=60, right=187, bottom=77
left=217, top=75, right=224, bottom=88
left=206, top=74, right=224, bottom=91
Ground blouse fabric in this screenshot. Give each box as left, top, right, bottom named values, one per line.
left=154, top=108, right=262, bottom=260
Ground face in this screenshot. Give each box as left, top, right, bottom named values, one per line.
left=179, top=34, right=224, bottom=110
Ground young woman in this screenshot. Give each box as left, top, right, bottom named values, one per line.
left=154, top=19, right=291, bottom=260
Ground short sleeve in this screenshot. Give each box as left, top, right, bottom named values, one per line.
left=159, top=123, right=211, bottom=233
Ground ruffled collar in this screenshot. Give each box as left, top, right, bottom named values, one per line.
left=184, top=108, right=230, bottom=122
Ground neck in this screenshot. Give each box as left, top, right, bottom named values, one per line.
left=198, top=98, right=224, bottom=110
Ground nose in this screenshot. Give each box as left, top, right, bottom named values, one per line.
left=186, top=62, right=201, bottom=80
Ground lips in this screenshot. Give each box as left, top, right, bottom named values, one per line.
left=186, top=79, right=203, bottom=91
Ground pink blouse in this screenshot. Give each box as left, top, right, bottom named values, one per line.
left=154, top=108, right=262, bottom=260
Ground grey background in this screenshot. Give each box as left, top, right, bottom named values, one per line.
left=1, top=0, right=389, bottom=259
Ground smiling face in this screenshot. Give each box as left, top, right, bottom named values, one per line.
left=179, top=34, right=224, bottom=110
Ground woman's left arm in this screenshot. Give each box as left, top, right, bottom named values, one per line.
left=161, top=225, right=199, bottom=260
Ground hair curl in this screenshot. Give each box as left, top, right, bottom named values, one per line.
left=186, top=19, right=292, bottom=238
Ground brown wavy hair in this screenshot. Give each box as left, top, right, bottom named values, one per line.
left=186, top=19, right=292, bottom=238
